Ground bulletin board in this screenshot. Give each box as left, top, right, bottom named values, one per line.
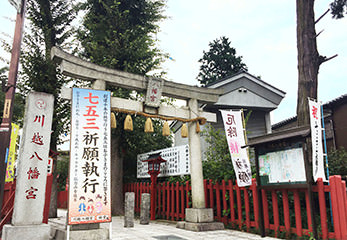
left=258, top=145, right=307, bottom=186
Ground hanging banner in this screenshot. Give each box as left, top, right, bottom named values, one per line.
left=5, top=123, right=20, bottom=182
left=220, top=110, right=252, bottom=187
left=68, top=88, right=111, bottom=225
left=308, top=99, right=326, bottom=182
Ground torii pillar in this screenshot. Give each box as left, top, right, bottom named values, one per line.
left=176, top=99, right=224, bottom=231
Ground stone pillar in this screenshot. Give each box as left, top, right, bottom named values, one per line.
left=176, top=99, right=224, bottom=231
left=188, top=98, right=205, bottom=209
left=140, top=193, right=150, bottom=225
left=2, top=92, right=54, bottom=240
left=124, top=192, right=135, bottom=227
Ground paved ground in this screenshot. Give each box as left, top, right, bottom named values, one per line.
left=50, top=209, right=280, bottom=240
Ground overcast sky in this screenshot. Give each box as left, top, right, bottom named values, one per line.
left=157, top=0, right=347, bottom=123
left=1, top=0, right=346, bottom=124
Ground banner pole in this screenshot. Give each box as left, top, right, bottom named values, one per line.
left=320, top=103, right=334, bottom=227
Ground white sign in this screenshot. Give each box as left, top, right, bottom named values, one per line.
left=145, top=78, right=163, bottom=107
left=308, top=99, right=327, bottom=182
left=137, top=145, right=190, bottom=178
left=220, top=110, right=252, bottom=187
left=68, top=88, right=111, bottom=225
left=12, top=92, right=54, bottom=225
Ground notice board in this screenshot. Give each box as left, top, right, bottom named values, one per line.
left=258, top=145, right=307, bottom=185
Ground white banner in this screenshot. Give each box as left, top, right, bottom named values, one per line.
left=220, top=110, right=252, bottom=187
left=308, top=99, right=327, bottom=182
left=68, top=88, right=111, bottom=225
left=137, top=145, right=190, bottom=178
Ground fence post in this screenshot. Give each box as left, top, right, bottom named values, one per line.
left=228, top=180, right=235, bottom=223
left=317, top=178, right=328, bottom=239
left=330, top=176, right=347, bottom=240
left=293, top=189, right=303, bottom=237
left=251, top=179, right=259, bottom=229
left=282, top=190, right=291, bottom=238
left=271, top=190, right=279, bottom=237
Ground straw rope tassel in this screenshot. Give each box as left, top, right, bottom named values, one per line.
left=181, top=123, right=188, bottom=138
left=162, top=121, right=170, bottom=136
left=196, top=121, right=201, bottom=133
left=145, top=118, right=154, bottom=133
left=111, top=112, right=117, bottom=129
left=124, top=114, right=133, bottom=131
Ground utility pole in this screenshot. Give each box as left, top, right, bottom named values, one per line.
left=0, top=0, right=26, bottom=210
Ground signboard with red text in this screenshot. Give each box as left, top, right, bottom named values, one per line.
left=12, top=92, right=54, bottom=225
left=308, top=99, right=326, bottom=182
left=68, top=88, right=111, bottom=225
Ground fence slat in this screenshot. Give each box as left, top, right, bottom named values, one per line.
left=204, top=179, right=208, bottom=208
left=262, top=189, right=269, bottom=230
left=282, top=190, right=291, bottom=237
left=317, top=178, right=328, bottom=240
left=244, top=188, right=250, bottom=231
left=235, top=182, right=242, bottom=228
left=293, top=190, right=302, bottom=237
left=216, top=181, right=221, bottom=222
left=180, top=183, right=184, bottom=219
left=171, top=183, right=174, bottom=220
left=228, top=180, right=235, bottom=223
left=271, top=190, right=279, bottom=237
left=209, top=179, right=214, bottom=210
left=305, top=189, right=313, bottom=233
left=222, top=180, right=228, bottom=225
left=330, top=176, right=342, bottom=239
left=251, top=179, right=259, bottom=229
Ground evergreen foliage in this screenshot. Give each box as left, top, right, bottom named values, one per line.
left=202, top=124, right=236, bottom=181
left=77, top=0, right=168, bottom=75
left=327, top=147, right=347, bottom=176
left=19, top=0, right=76, bottom=148
left=330, top=0, right=347, bottom=19
left=197, top=36, right=247, bottom=87
left=77, top=0, right=172, bottom=183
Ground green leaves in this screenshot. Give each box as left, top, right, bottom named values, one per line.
left=197, top=36, right=247, bottom=87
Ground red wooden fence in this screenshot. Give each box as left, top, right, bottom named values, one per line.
left=124, top=175, right=347, bottom=240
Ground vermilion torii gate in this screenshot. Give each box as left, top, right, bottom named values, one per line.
left=51, top=47, right=224, bottom=230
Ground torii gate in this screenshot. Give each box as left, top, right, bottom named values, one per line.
left=51, top=47, right=223, bottom=228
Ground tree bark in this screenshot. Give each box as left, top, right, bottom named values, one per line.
left=111, top=133, right=124, bottom=215
left=296, top=0, right=320, bottom=126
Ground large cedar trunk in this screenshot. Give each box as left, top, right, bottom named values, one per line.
left=296, top=0, right=320, bottom=126
left=111, top=134, right=124, bottom=215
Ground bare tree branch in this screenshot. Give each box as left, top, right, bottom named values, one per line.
left=316, top=29, right=324, bottom=38
left=319, top=54, right=338, bottom=65
left=315, top=9, right=330, bottom=24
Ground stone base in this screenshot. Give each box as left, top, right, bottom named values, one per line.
left=2, top=224, right=51, bottom=240
left=69, top=228, right=109, bottom=240
left=185, top=208, right=213, bottom=223
left=176, top=221, right=224, bottom=232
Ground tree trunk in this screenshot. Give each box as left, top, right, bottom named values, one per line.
left=111, top=133, right=124, bottom=215
left=296, top=0, right=320, bottom=126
